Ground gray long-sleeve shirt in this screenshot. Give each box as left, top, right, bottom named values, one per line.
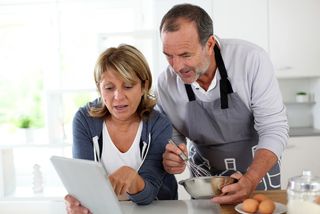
left=156, top=38, right=289, bottom=160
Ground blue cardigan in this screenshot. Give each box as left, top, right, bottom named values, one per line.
left=72, top=99, right=178, bottom=205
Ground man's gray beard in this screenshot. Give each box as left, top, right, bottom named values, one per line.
left=194, top=62, right=210, bottom=81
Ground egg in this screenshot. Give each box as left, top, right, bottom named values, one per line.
left=253, top=193, right=270, bottom=202
left=242, top=198, right=259, bottom=213
left=258, top=199, right=276, bottom=214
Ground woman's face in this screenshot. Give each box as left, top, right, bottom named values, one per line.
left=99, top=69, right=143, bottom=121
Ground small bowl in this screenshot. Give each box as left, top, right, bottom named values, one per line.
left=179, top=176, right=236, bottom=199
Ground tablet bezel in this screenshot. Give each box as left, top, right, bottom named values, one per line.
left=50, top=156, right=123, bottom=214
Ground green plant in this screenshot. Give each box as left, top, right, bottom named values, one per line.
left=296, top=91, right=307, bottom=95
left=17, top=116, right=32, bottom=128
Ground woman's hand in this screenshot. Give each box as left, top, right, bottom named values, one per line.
left=211, top=172, right=256, bottom=204
left=162, top=143, right=187, bottom=174
left=109, top=166, right=145, bottom=196
left=64, top=194, right=92, bottom=214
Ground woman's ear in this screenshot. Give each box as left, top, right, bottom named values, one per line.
left=144, top=80, right=149, bottom=90
left=142, top=80, right=149, bottom=96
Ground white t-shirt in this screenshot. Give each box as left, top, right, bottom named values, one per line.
left=101, top=121, right=143, bottom=175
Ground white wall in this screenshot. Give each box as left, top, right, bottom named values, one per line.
left=313, top=79, right=320, bottom=129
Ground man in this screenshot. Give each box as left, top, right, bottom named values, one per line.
left=156, top=3, right=289, bottom=204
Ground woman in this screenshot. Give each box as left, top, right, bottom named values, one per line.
left=65, top=44, right=177, bottom=213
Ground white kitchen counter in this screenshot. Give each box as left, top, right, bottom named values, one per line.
left=289, top=127, right=320, bottom=137
left=0, top=199, right=221, bottom=214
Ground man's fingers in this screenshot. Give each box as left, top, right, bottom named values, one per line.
left=163, top=151, right=185, bottom=164
left=230, top=171, right=243, bottom=180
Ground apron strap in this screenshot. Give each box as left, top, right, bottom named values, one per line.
left=184, top=84, right=196, bottom=101
left=183, top=44, right=233, bottom=109
left=214, top=44, right=233, bottom=109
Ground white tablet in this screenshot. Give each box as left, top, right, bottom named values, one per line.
left=50, top=156, right=123, bottom=214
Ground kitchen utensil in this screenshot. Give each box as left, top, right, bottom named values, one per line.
left=179, top=176, right=236, bottom=199
left=168, top=139, right=211, bottom=177
left=287, top=170, right=320, bottom=214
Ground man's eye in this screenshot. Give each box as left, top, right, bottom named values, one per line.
left=104, top=87, right=113, bottom=90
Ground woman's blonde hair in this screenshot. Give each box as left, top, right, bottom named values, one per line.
left=89, top=44, right=156, bottom=119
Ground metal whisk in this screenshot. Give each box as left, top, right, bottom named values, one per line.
left=168, top=139, right=211, bottom=177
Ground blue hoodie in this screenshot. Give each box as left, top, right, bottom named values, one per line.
left=72, top=99, right=178, bottom=205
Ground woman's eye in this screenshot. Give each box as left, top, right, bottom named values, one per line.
left=104, top=86, right=113, bottom=91
left=124, top=85, right=133, bottom=89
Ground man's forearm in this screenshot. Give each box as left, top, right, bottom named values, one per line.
left=244, top=148, right=278, bottom=190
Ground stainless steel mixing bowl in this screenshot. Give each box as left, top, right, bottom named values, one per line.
left=179, top=176, right=236, bottom=199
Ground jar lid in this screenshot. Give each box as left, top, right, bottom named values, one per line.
left=287, top=170, right=320, bottom=192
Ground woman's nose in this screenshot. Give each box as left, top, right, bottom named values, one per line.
left=114, top=89, right=125, bottom=100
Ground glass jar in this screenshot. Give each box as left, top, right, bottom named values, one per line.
left=287, top=170, right=320, bottom=214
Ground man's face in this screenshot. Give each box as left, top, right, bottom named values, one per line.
left=161, top=19, right=212, bottom=84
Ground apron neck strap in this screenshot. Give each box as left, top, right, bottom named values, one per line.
left=183, top=44, right=233, bottom=109
left=185, top=84, right=196, bottom=101
left=214, top=44, right=233, bottom=109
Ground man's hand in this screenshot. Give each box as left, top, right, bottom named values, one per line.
left=162, top=142, right=187, bottom=174
left=211, top=172, right=255, bottom=204
left=211, top=149, right=278, bottom=204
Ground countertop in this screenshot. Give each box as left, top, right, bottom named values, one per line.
left=0, top=190, right=287, bottom=214
left=289, top=127, right=320, bottom=137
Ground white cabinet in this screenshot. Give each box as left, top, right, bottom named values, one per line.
left=269, top=0, right=320, bottom=78
left=280, top=136, right=320, bottom=189
left=212, top=0, right=269, bottom=51
left=212, top=0, right=320, bottom=78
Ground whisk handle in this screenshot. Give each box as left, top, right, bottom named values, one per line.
left=168, top=139, right=188, bottom=161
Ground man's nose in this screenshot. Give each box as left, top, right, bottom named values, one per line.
left=171, top=57, right=183, bottom=72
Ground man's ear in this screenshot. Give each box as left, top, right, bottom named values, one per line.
left=206, top=35, right=216, bottom=55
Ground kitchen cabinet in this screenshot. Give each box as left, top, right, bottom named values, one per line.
left=212, top=0, right=320, bottom=78
left=269, top=0, right=320, bottom=78
left=212, top=0, right=269, bottom=51
left=280, top=136, right=320, bottom=189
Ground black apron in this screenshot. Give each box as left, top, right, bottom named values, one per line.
left=183, top=44, right=280, bottom=190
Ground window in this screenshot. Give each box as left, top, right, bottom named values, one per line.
left=0, top=0, right=212, bottom=199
